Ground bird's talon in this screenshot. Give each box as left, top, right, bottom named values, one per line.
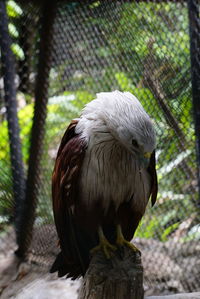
left=125, top=240, right=139, bottom=251
left=117, top=238, right=139, bottom=251
left=116, top=225, right=139, bottom=252
left=90, top=239, right=117, bottom=259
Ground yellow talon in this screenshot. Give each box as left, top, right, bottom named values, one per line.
left=90, top=227, right=117, bottom=259
left=116, top=225, right=139, bottom=252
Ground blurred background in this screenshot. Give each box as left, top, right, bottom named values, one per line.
left=0, top=0, right=200, bottom=296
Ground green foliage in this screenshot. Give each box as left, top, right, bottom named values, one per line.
left=36, top=94, right=83, bottom=221
left=0, top=1, right=197, bottom=242
left=11, top=43, right=24, bottom=59
left=6, top=0, right=25, bottom=61
left=115, top=72, right=161, bottom=118
left=0, top=92, right=83, bottom=222
left=7, top=0, right=22, bottom=18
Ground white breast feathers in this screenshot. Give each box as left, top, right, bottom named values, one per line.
left=75, top=90, right=154, bottom=214
left=79, top=132, right=151, bottom=214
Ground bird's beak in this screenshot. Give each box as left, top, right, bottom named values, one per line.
left=139, top=152, right=151, bottom=168
left=144, top=152, right=151, bottom=159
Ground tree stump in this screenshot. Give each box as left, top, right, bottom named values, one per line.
left=78, top=247, right=144, bottom=299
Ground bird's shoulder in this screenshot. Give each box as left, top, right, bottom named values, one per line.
left=52, top=120, right=87, bottom=205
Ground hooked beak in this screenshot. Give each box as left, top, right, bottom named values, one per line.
left=144, top=152, right=151, bottom=159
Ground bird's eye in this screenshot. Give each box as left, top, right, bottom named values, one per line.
left=132, top=139, right=139, bottom=148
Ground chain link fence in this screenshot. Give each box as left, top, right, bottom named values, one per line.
left=0, top=0, right=200, bottom=296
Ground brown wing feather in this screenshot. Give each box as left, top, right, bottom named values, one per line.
left=51, top=120, right=88, bottom=278
left=119, top=150, right=157, bottom=241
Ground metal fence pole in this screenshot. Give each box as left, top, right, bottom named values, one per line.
left=15, top=1, right=57, bottom=258
left=0, top=1, right=26, bottom=240
left=188, top=0, right=200, bottom=207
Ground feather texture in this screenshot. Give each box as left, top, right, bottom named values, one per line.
left=79, top=131, right=151, bottom=213
left=51, top=121, right=90, bottom=278
left=51, top=91, right=157, bottom=279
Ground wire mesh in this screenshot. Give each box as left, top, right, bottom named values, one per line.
left=0, top=0, right=199, bottom=296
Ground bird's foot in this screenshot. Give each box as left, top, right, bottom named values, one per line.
left=90, top=227, right=117, bottom=259
left=90, top=238, right=117, bottom=259
left=116, top=237, right=139, bottom=252
left=116, top=225, right=139, bottom=252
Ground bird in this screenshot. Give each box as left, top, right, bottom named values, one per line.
left=50, top=90, right=157, bottom=279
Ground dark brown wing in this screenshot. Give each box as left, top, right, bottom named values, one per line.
left=118, top=150, right=158, bottom=241
left=147, top=150, right=158, bottom=206
left=50, top=120, right=88, bottom=278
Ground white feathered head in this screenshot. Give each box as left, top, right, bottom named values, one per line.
left=79, top=90, right=156, bottom=161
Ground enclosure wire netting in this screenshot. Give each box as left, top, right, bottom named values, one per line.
left=0, top=0, right=200, bottom=296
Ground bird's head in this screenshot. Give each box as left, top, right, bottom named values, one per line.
left=115, top=117, right=156, bottom=167
left=97, top=91, right=156, bottom=166
left=79, top=90, right=156, bottom=166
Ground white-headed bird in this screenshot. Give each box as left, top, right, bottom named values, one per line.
left=50, top=91, right=157, bottom=279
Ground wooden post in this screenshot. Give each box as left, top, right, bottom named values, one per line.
left=78, top=247, right=144, bottom=299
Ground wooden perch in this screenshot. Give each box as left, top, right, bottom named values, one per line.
left=78, top=247, right=144, bottom=299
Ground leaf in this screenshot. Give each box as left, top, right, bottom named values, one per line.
left=7, top=0, right=22, bottom=17
left=11, top=43, right=24, bottom=59
left=161, top=222, right=179, bottom=241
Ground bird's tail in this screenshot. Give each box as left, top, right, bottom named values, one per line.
left=50, top=211, right=97, bottom=279
left=50, top=251, right=83, bottom=279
